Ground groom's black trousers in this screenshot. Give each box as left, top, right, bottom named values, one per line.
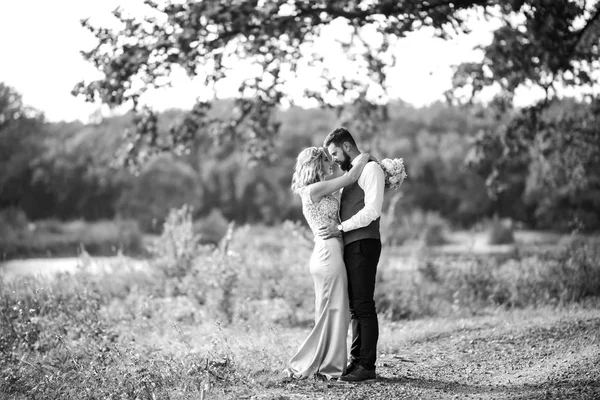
left=344, top=238, right=381, bottom=371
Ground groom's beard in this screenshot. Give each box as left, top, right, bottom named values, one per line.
left=338, top=151, right=352, bottom=172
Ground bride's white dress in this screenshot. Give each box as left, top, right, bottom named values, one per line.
left=287, top=186, right=350, bottom=379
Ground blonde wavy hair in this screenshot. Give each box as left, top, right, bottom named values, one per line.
left=291, top=146, right=328, bottom=194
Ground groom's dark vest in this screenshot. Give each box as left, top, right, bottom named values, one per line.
left=340, top=166, right=381, bottom=246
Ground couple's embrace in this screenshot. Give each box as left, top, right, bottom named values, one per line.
left=286, top=127, right=385, bottom=383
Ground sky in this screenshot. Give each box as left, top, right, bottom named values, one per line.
left=0, top=0, right=548, bottom=123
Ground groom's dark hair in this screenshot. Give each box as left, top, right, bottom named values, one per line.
left=323, top=127, right=358, bottom=149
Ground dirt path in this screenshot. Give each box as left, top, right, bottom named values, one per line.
left=243, top=307, right=600, bottom=399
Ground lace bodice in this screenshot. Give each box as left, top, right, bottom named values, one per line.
left=299, top=186, right=340, bottom=236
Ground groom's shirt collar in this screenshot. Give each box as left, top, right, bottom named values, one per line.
left=349, top=154, right=362, bottom=169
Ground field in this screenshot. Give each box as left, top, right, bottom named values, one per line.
left=1, top=216, right=600, bottom=399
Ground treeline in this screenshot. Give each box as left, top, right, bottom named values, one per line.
left=1, top=83, right=598, bottom=232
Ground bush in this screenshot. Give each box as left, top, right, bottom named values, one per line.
left=376, top=237, right=600, bottom=319
left=486, top=217, right=515, bottom=245
left=35, top=218, right=68, bottom=234
left=419, top=224, right=449, bottom=246
left=0, top=207, right=29, bottom=239
left=150, top=205, right=204, bottom=278
left=385, top=209, right=449, bottom=246
left=193, top=208, right=230, bottom=246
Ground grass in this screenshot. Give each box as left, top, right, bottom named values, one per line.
left=1, top=208, right=599, bottom=399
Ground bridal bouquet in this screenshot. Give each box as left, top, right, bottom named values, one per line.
left=378, top=158, right=407, bottom=190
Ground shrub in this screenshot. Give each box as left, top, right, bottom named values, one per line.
left=193, top=208, right=230, bottom=246
left=486, top=217, right=515, bottom=245
left=385, top=209, right=450, bottom=246
left=418, top=224, right=448, bottom=246
left=376, top=236, right=600, bottom=320
left=0, top=207, right=29, bottom=234
left=35, top=218, right=68, bottom=234
left=150, top=205, right=204, bottom=278
left=148, top=205, right=242, bottom=323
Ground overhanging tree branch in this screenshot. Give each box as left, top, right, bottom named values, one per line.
left=73, top=0, right=600, bottom=169
left=572, top=6, right=600, bottom=52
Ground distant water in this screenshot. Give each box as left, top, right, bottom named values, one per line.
left=0, top=256, right=149, bottom=281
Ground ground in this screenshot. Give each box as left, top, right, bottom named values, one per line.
left=230, top=307, right=600, bottom=400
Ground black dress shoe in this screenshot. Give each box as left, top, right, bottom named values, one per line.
left=343, top=362, right=358, bottom=376
left=339, top=366, right=376, bottom=383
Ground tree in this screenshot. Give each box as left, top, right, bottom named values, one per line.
left=0, top=83, right=46, bottom=211
left=449, top=1, right=600, bottom=229
left=31, top=117, right=130, bottom=220
left=116, top=154, right=203, bottom=232
left=449, top=0, right=600, bottom=105
left=74, top=0, right=600, bottom=229
left=466, top=97, right=600, bottom=230
left=73, top=0, right=497, bottom=166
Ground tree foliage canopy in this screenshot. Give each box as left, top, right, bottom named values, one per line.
left=450, top=0, right=600, bottom=105
left=75, top=1, right=599, bottom=143
left=73, top=0, right=600, bottom=229
left=0, top=84, right=46, bottom=209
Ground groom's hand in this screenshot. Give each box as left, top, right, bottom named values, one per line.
left=317, top=222, right=342, bottom=239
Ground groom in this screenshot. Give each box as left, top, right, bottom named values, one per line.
left=319, top=127, right=385, bottom=383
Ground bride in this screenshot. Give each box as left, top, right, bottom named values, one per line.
left=286, top=146, right=370, bottom=380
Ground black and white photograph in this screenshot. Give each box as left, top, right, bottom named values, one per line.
left=1, top=1, right=599, bottom=398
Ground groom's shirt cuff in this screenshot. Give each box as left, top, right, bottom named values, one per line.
left=340, top=162, right=384, bottom=232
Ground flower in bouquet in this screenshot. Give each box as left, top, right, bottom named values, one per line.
left=378, top=158, right=407, bottom=190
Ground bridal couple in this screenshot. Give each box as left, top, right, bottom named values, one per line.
left=286, top=127, right=384, bottom=383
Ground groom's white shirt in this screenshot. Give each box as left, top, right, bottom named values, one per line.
left=340, top=154, right=385, bottom=232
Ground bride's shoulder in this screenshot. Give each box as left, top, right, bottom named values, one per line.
left=300, top=184, right=323, bottom=205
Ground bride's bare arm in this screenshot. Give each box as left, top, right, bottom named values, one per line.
left=308, top=153, right=370, bottom=203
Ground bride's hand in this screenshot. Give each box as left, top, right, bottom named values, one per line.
left=368, top=153, right=379, bottom=163
left=356, top=152, right=371, bottom=166
left=347, top=153, right=371, bottom=181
